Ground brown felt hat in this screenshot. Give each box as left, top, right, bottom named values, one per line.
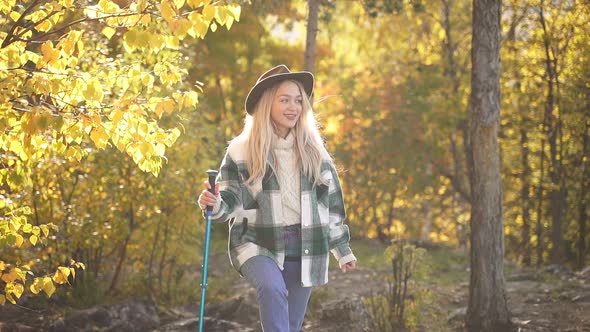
left=244, top=64, right=314, bottom=115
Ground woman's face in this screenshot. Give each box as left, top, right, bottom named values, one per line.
left=270, top=80, right=303, bottom=138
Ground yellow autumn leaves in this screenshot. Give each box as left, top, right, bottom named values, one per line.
left=0, top=260, right=85, bottom=305
left=0, top=0, right=241, bottom=304
left=0, top=0, right=240, bottom=177
left=162, top=0, right=241, bottom=39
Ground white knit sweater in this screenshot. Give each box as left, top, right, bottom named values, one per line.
left=272, top=132, right=301, bottom=226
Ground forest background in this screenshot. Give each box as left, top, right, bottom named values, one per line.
left=0, top=0, right=589, bottom=330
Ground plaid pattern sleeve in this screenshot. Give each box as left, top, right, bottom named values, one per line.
left=210, top=151, right=242, bottom=223
left=327, top=164, right=356, bottom=266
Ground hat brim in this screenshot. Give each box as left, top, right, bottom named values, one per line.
left=245, top=72, right=314, bottom=115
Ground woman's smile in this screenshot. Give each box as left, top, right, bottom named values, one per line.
left=271, top=81, right=303, bottom=137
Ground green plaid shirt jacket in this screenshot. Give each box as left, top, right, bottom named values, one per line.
left=210, top=139, right=356, bottom=287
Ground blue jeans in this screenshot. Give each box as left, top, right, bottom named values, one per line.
left=240, top=256, right=312, bottom=332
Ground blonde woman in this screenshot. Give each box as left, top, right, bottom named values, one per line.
left=198, top=65, right=357, bottom=332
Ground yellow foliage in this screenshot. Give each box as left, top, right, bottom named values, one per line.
left=154, top=98, right=177, bottom=118
left=83, top=78, right=105, bottom=102
left=0, top=0, right=16, bottom=15
left=35, top=20, right=53, bottom=32
left=189, top=11, right=210, bottom=38
left=102, top=26, right=117, bottom=39
left=4, top=283, right=24, bottom=304
left=161, top=0, right=176, bottom=23
left=42, top=277, right=56, bottom=297
left=59, top=0, right=74, bottom=7
left=29, top=278, right=43, bottom=295
left=0, top=0, right=240, bottom=305
left=187, top=0, right=207, bottom=9
left=90, top=125, right=110, bottom=149
left=183, top=91, right=199, bottom=108
left=202, top=4, right=215, bottom=21
left=41, top=41, right=60, bottom=64
left=15, top=234, right=24, bottom=247
left=1, top=269, right=18, bottom=283
left=171, top=18, right=192, bottom=40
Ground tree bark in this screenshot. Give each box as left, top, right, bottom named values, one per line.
left=108, top=202, right=135, bottom=293
left=538, top=0, right=566, bottom=264
left=506, top=2, right=532, bottom=266
left=442, top=0, right=471, bottom=206
left=304, top=0, right=319, bottom=74
left=535, top=138, right=546, bottom=266
left=148, top=212, right=162, bottom=294
left=158, top=214, right=171, bottom=292
left=520, top=126, right=532, bottom=266
left=578, top=97, right=590, bottom=269
left=465, top=0, right=513, bottom=331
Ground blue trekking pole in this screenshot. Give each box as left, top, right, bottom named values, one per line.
left=199, top=169, right=218, bottom=332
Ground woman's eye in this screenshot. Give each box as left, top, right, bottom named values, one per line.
left=295, top=99, right=302, bottom=104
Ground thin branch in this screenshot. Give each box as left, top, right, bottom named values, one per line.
left=14, top=10, right=62, bottom=41
left=2, top=11, right=148, bottom=48
left=2, top=0, right=41, bottom=48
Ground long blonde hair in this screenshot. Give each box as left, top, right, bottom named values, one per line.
left=234, top=79, right=330, bottom=186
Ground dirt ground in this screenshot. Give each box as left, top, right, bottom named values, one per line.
left=300, top=262, right=590, bottom=332
left=212, top=253, right=590, bottom=332
left=1, top=247, right=589, bottom=332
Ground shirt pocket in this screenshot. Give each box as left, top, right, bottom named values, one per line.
left=230, top=210, right=256, bottom=241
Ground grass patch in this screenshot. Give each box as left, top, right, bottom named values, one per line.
left=339, top=238, right=469, bottom=287
left=341, top=237, right=389, bottom=270
left=423, top=246, right=469, bottom=286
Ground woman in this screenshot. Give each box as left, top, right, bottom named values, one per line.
left=198, top=64, right=357, bottom=332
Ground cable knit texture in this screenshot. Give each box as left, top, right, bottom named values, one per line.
left=272, top=131, right=301, bottom=226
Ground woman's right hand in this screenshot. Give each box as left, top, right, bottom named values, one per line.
left=198, top=181, right=220, bottom=211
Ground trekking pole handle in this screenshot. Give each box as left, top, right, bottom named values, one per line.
left=206, top=170, right=218, bottom=213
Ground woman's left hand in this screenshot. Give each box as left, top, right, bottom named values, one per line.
left=341, top=260, right=357, bottom=273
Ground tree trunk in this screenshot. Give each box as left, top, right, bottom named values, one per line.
left=520, top=126, right=532, bottom=266
left=158, top=215, right=171, bottom=292
left=538, top=0, right=566, bottom=264
left=420, top=199, right=432, bottom=242
left=443, top=0, right=471, bottom=206
left=148, top=212, right=163, bottom=294
left=465, top=0, right=513, bottom=331
left=578, top=99, right=590, bottom=269
left=441, top=0, right=460, bottom=94
left=506, top=3, right=532, bottom=266
left=108, top=203, right=135, bottom=293
left=304, top=0, right=319, bottom=74
left=461, top=119, right=473, bottom=202
left=535, top=138, right=546, bottom=266
left=386, top=185, right=397, bottom=239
